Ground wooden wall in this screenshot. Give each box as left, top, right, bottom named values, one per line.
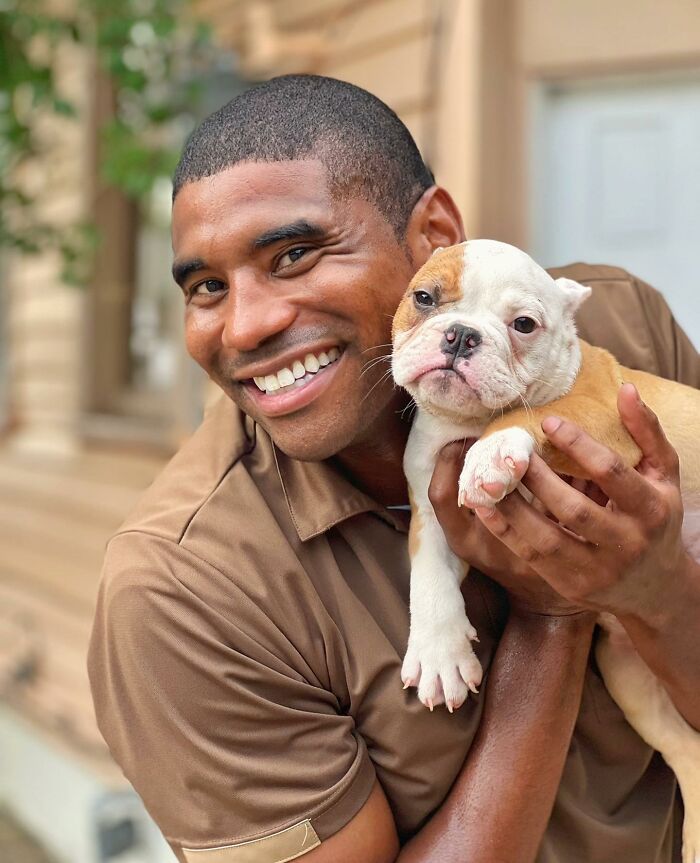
left=5, top=39, right=91, bottom=456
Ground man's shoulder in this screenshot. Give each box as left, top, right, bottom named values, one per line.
left=547, top=261, right=639, bottom=285
left=100, top=393, right=302, bottom=610
left=548, top=260, right=670, bottom=376
left=116, top=393, right=254, bottom=545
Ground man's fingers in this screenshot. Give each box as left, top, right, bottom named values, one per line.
left=541, top=415, right=651, bottom=513
left=521, top=455, right=617, bottom=544
left=428, top=441, right=467, bottom=513
left=428, top=441, right=479, bottom=548
left=617, top=383, right=680, bottom=481
left=476, top=491, right=590, bottom=589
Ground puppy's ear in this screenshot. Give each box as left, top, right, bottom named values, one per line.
left=430, top=246, right=445, bottom=257
left=555, top=277, right=592, bottom=312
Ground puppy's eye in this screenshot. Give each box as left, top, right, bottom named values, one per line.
left=512, top=316, right=536, bottom=333
left=413, top=290, right=435, bottom=308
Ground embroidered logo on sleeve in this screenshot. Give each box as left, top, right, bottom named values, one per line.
left=181, top=820, right=321, bottom=863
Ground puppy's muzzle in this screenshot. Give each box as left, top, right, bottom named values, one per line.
left=441, top=324, right=482, bottom=366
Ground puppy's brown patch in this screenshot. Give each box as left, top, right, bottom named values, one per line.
left=392, top=245, right=466, bottom=339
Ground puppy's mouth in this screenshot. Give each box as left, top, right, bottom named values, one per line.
left=412, top=365, right=481, bottom=401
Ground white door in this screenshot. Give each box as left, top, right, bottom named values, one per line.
left=531, top=73, right=700, bottom=348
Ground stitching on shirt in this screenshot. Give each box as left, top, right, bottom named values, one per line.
left=111, top=529, right=249, bottom=594
left=271, top=442, right=303, bottom=538
left=180, top=819, right=320, bottom=855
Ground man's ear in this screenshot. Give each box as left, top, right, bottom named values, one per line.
left=555, top=277, right=592, bottom=312
left=404, top=186, right=465, bottom=268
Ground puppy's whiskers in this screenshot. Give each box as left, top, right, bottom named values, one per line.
left=361, top=368, right=395, bottom=404
left=502, top=379, right=534, bottom=422
left=398, top=398, right=417, bottom=421
left=360, top=354, right=393, bottom=379
left=361, top=343, right=393, bottom=355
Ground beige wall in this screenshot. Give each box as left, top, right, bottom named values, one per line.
left=515, top=0, right=700, bottom=75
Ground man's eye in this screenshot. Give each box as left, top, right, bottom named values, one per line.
left=277, top=247, right=308, bottom=269
left=193, top=279, right=225, bottom=296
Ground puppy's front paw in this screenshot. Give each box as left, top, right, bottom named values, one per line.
left=402, top=616, right=482, bottom=713
left=458, top=428, right=534, bottom=508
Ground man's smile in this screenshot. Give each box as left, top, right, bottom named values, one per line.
left=240, top=346, right=346, bottom=417
left=239, top=344, right=342, bottom=392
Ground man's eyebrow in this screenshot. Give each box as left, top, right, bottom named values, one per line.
left=252, top=220, right=326, bottom=250
left=172, top=257, right=206, bottom=287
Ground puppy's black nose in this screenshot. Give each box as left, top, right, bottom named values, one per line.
left=441, top=324, right=482, bottom=360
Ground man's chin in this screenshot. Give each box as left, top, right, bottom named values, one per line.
left=263, top=428, right=352, bottom=462
left=244, top=406, right=353, bottom=462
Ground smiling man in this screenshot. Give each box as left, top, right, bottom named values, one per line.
left=88, top=75, right=700, bottom=863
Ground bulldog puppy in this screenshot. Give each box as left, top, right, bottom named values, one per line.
left=392, top=240, right=700, bottom=862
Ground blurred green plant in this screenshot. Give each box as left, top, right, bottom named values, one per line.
left=0, top=0, right=216, bottom=284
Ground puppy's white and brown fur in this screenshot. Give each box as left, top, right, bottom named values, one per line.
left=392, top=240, right=700, bottom=862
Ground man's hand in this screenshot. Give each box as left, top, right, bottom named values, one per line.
left=429, top=443, right=586, bottom=617
left=472, top=383, right=688, bottom=623
left=432, top=382, right=700, bottom=729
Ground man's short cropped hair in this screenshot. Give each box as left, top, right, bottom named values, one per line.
left=173, top=74, right=435, bottom=238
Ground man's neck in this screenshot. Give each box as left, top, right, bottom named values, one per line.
left=334, top=392, right=413, bottom=506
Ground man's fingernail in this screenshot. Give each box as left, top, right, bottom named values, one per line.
left=475, top=506, right=494, bottom=519
left=542, top=417, right=562, bottom=434
left=621, top=382, right=642, bottom=404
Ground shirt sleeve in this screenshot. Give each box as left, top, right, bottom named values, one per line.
left=87, top=530, right=376, bottom=863
left=632, top=274, right=700, bottom=387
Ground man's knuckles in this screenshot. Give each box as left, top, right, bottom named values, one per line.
left=589, top=452, right=627, bottom=485
left=545, top=420, right=589, bottom=453
left=428, top=474, right=456, bottom=511
left=559, top=499, right=594, bottom=531
left=643, top=492, right=674, bottom=532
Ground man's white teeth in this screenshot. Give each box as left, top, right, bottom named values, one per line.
left=277, top=367, right=295, bottom=387
left=253, top=347, right=342, bottom=393
left=304, top=353, right=320, bottom=373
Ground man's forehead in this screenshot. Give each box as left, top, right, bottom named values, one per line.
left=171, top=159, right=333, bottom=240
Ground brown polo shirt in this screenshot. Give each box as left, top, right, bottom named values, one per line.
left=88, top=264, right=700, bottom=863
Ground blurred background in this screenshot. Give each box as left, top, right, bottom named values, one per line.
left=1, top=1, right=699, bottom=861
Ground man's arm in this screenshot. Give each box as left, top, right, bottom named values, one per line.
left=305, top=611, right=594, bottom=863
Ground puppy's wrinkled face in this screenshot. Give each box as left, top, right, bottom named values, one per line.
left=392, top=240, right=591, bottom=419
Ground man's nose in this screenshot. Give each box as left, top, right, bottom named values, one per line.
left=220, top=278, right=297, bottom=352
left=440, top=323, right=482, bottom=361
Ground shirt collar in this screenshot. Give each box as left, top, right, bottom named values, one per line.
left=269, top=431, right=409, bottom=541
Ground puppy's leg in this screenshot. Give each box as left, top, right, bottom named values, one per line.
left=403, top=500, right=482, bottom=712
left=403, top=418, right=483, bottom=712
left=597, top=617, right=700, bottom=863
